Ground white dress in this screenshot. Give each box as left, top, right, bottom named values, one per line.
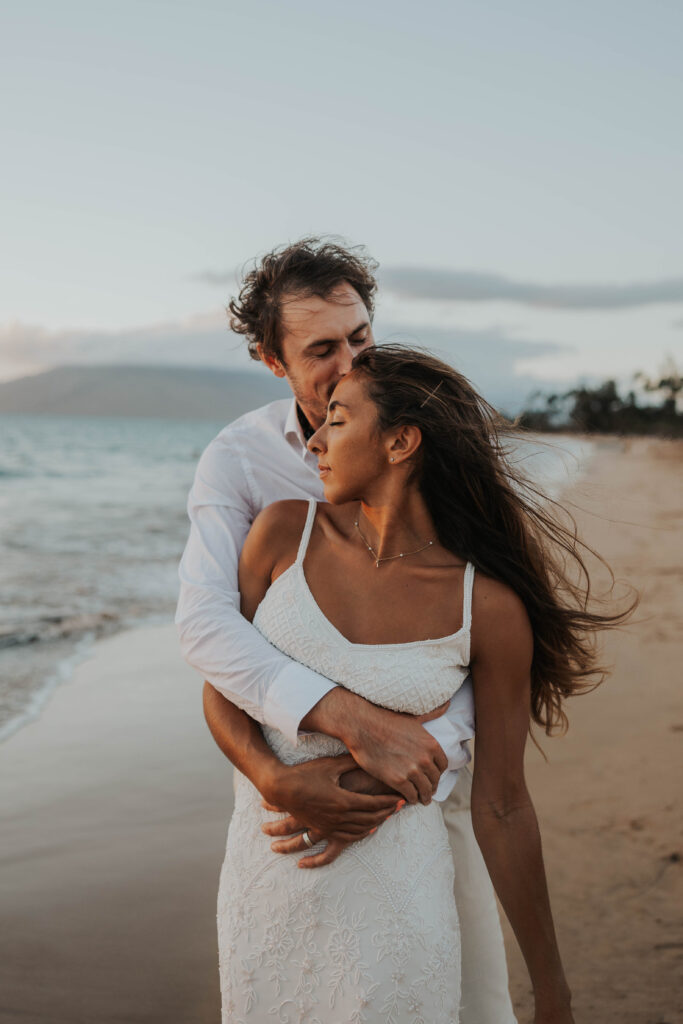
left=218, top=499, right=476, bottom=1024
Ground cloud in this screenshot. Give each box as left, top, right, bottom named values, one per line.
left=375, top=321, right=573, bottom=410
left=0, top=311, right=251, bottom=381
left=192, top=270, right=239, bottom=288
left=380, top=267, right=683, bottom=310
left=194, top=262, right=683, bottom=311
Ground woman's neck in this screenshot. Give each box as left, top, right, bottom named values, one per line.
left=356, top=489, right=437, bottom=562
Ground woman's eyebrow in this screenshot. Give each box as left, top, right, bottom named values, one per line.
left=328, top=400, right=349, bottom=413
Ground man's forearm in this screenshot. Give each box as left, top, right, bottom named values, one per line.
left=301, top=686, right=448, bottom=805
left=204, top=683, right=401, bottom=841
left=203, top=682, right=283, bottom=803
left=299, top=685, right=362, bottom=738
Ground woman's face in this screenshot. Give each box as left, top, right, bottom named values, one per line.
left=307, top=373, right=389, bottom=504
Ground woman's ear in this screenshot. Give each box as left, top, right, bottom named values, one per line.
left=387, top=424, right=422, bottom=464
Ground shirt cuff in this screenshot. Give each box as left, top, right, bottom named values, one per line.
left=423, top=680, right=475, bottom=802
left=262, top=662, right=337, bottom=747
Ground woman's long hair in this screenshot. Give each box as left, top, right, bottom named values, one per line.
left=352, top=344, right=634, bottom=735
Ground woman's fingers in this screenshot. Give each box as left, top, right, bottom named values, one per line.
left=395, top=778, right=421, bottom=805
left=407, top=754, right=444, bottom=805
left=414, top=700, right=450, bottom=724
left=341, top=791, right=400, bottom=812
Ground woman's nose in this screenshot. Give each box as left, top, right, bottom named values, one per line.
left=307, top=425, right=327, bottom=456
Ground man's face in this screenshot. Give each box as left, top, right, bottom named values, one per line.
left=258, top=282, right=375, bottom=428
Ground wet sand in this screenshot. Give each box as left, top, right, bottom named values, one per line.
left=0, top=438, right=681, bottom=1023
left=0, top=625, right=229, bottom=1023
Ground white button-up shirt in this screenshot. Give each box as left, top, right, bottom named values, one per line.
left=176, top=397, right=474, bottom=800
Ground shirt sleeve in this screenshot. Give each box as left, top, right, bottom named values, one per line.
left=175, top=433, right=336, bottom=746
left=423, top=676, right=475, bottom=802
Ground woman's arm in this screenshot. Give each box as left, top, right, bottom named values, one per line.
left=470, top=579, right=574, bottom=1024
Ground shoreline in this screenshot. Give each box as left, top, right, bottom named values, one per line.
left=1, top=437, right=680, bottom=1022
left=0, top=610, right=175, bottom=746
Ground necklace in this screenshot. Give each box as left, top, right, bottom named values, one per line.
left=354, top=515, right=434, bottom=568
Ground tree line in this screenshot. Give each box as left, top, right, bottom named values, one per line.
left=517, top=362, right=683, bottom=437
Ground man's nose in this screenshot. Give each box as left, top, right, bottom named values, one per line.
left=335, top=342, right=356, bottom=378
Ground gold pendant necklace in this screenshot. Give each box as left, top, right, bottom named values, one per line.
left=354, top=516, right=434, bottom=568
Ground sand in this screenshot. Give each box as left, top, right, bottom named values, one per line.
left=0, top=626, right=230, bottom=1023
left=0, top=438, right=681, bottom=1023
left=502, top=438, right=683, bottom=1023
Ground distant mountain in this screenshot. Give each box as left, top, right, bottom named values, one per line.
left=0, top=365, right=291, bottom=420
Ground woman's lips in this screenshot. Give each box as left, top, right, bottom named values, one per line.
left=318, top=465, right=331, bottom=477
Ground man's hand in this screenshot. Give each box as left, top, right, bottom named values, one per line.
left=301, top=689, right=450, bottom=805
left=264, top=826, right=355, bottom=869
left=261, top=753, right=400, bottom=840
left=262, top=764, right=406, bottom=869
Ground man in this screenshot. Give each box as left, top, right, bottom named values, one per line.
left=176, top=237, right=516, bottom=1023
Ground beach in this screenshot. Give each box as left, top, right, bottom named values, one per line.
left=504, top=437, right=683, bottom=1022
left=1, top=437, right=681, bottom=1023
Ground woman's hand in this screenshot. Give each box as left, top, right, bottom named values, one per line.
left=301, top=689, right=450, bottom=805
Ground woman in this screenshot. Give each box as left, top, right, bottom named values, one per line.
left=217, top=345, right=628, bottom=1023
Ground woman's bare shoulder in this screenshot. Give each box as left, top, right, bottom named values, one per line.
left=254, top=498, right=311, bottom=530
left=246, top=499, right=311, bottom=556
left=470, top=570, right=532, bottom=660
left=241, top=493, right=311, bottom=569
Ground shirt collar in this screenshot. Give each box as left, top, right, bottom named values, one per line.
left=284, top=398, right=308, bottom=453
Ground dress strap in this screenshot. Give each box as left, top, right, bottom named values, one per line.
left=295, top=498, right=318, bottom=565
left=462, top=561, right=475, bottom=631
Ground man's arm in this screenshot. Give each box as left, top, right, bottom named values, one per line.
left=178, top=436, right=450, bottom=803
left=203, top=682, right=399, bottom=842
left=176, top=436, right=336, bottom=743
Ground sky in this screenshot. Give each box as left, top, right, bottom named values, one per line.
left=1, top=0, right=681, bottom=407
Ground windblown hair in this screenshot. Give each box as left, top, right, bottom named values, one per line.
left=229, top=237, right=379, bottom=362
left=352, top=345, right=635, bottom=735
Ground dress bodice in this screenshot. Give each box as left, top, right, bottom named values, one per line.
left=252, top=499, right=474, bottom=764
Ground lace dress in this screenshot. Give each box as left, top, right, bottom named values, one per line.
left=218, top=499, right=476, bottom=1024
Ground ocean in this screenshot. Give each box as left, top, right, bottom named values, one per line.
left=0, top=413, right=592, bottom=741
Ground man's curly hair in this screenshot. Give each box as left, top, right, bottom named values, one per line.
left=229, top=237, right=379, bottom=363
